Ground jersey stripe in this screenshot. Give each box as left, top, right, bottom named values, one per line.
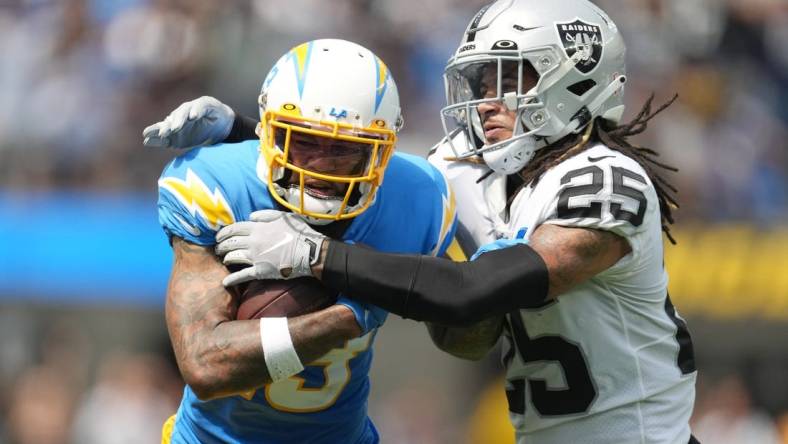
left=445, top=238, right=468, bottom=261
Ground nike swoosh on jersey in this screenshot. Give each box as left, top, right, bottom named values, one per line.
left=588, top=155, right=615, bottom=162
left=174, top=213, right=201, bottom=236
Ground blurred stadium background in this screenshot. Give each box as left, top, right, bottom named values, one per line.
left=1, top=0, right=787, bottom=442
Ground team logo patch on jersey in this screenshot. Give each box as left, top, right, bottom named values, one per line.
left=556, top=19, right=603, bottom=74
left=435, top=183, right=457, bottom=256
left=159, top=168, right=235, bottom=230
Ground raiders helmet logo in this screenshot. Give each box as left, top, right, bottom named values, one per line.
left=556, top=19, right=603, bottom=74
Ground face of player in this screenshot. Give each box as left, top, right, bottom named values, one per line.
left=276, top=129, right=371, bottom=198
left=476, top=60, right=539, bottom=145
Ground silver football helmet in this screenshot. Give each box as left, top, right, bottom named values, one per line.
left=441, top=0, right=627, bottom=174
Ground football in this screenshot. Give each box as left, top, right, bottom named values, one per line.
left=235, top=277, right=338, bottom=320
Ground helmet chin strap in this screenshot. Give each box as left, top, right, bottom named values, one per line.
left=472, top=94, right=542, bottom=175
left=482, top=136, right=537, bottom=175
left=283, top=189, right=342, bottom=226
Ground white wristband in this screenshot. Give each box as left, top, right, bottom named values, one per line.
left=260, top=317, right=304, bottom=382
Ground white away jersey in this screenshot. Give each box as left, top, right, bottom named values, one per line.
left=428, top=131, right=512, bottom=252
left=431, top=141, right=697, bottom=444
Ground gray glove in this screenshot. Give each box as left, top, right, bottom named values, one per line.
left=142, top=96, right=235, bottom=149
left=215, top=210, right=327, bottom=287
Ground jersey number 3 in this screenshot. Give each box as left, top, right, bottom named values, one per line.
left=239, top=334, right=372, bottom=412
left=557, top=165, right=647, bottom=226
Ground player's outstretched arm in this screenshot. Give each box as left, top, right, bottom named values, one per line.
left=426, top=317, right=504, bottom=361
left=166, top=237, right=360, bottom=401
left=317, top=224, right=630, bottom=325
left=212, top=210, right=631, bottom=326
left=142, top=96, right=257, bottom=149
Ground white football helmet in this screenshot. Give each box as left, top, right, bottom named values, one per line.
left=441, top=0, right=627, bottom=174
left=258, top=39, right=403, bottom=224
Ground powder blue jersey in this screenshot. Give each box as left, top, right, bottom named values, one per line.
left=157, top=140, right=456, bottom=444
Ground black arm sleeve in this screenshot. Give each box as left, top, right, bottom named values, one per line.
left=224, top=114, right=258, bottom=143
left=322, top=242, right=549, bottom=326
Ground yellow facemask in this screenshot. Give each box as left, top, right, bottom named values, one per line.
left=260, top=104, right=397, bottom=221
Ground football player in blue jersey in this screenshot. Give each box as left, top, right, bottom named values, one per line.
left=153, top=39, right=456, bottom=444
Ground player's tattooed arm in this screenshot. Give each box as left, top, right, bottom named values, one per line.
left=528, top=224, right=632, bottom=299
left=426, top=317, right=504, bottom=361
left=167, top=237, right=360, bottom=401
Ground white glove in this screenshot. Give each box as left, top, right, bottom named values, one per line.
left=215, top=210, right=327, bottom=287
left=142, top=96, right=235, bottom=149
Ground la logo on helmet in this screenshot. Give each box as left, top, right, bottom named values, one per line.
left=329, top=108, right=348, bottom=119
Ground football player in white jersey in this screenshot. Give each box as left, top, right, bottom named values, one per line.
left=144, top=1, right=698, bottom=442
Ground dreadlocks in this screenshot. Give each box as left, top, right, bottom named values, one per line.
left=517, top=94, right=680, bottom=244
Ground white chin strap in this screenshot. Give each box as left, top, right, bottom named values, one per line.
left=283, top=188, right=343, bottom=226
left=469, top=95, right=540, bottom=176
left=482, top=136, right=537, bottom=175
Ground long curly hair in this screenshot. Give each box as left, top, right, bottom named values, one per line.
left=516, top=94, right=680, bottom=243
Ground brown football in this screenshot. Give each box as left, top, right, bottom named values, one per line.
left=235, top=277, right=338, bottom=320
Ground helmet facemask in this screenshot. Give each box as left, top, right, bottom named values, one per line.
left=442, top=54, right=554, bottom=174
left=261, top=106, right=396, bottom=224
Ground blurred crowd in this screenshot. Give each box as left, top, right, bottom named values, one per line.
left=0, top=0, right=786, bottom=224
left=0, top=310, right=181, bottom=444
left=1, top=0, right=788, bottom=443
left=2, top=311, right=788, bottom=444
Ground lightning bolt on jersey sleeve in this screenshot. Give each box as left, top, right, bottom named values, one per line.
left=158, top=167, right=236, bottom=245
left=428, top=133, right=508, bottom=254
left=157, top=141, right=269, bottom=245
left=423, top=157, right=459, bottom=258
